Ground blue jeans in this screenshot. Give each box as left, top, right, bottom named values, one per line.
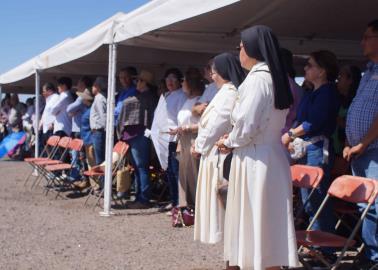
left=91, top=130, right=105, bottom=166
left=351, top=148, right=378, bottom=262
left=128, top=134, right=151, bottom=204
left=69, top=132, right=82, bottom=181
left=167, top=142, right=179, bottom=206
left=299, top=143, right=336, bottom=232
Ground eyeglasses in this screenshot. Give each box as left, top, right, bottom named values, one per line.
left=137, top=78, right=145, bottom=83
left=362, top=34, right=378, bottom=41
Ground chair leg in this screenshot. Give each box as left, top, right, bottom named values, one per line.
left=23, top=167, right=35, bottom=187
left=84, top=187, right=93, bottom=206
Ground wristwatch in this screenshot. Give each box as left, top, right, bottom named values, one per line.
left=288, top=129, right=297, bottom=140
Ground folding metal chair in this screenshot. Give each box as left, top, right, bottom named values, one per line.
left=296, top=175, right=378, bottom=270
left=23, top=135, right=60, bottom=187
left=291, top=164, right=324, bottom=227
left=29, top=136, right=72, bottom=190
left=42, top=138, right=84, bottom=198
left=83, top=141, right=129, bottom=209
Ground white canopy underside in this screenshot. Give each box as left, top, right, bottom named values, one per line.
left=1, top=0, right=377, bottom=93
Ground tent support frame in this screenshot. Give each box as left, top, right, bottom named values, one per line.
left=100, top=43, right=118, bottom=217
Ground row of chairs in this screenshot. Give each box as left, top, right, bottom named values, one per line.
left=291, top=164, right=378, bottom=269
left=23, top=136, right=129, bottom=205
left=24, top=136, right=83, bottom=197
left=22, top=135, right=168, bottom=208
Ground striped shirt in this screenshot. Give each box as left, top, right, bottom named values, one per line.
left=346, top=62, right=378, bottom=150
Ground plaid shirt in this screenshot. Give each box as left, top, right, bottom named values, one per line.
left=346, top=62, right=378, bottom=150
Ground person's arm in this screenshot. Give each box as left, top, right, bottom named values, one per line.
left=66, top=97, right=83, bottom=116
left=100, top=96, right=107, bottom=127
left=282, top=89, right=331, bottom=147
left=51, top=93, right=68, bottom=115
left=220, top=76, right=270, bottom=149
left=281, top=124, right=306, bottom=147
left=195, top=87, right=237, bottom=155
left=192, top=102, right=208, bottom=117
left=344, top=115, right=378, bottom=161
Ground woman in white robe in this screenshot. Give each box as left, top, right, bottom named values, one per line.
left=193, top=53, right=245, bottom=244
left=217, top=26, right=299, bottom=270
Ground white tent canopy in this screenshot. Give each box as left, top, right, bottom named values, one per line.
left=2, top=0, right=377, bottom=93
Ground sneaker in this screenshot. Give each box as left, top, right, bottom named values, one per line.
left=116, top=191, right=127, bottom=199
left=158, top=203, right=173, bottom=212
left=73, top=180, right=90, bottom=189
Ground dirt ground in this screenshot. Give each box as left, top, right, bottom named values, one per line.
left=0, top=161, right=224, bottom=270
left=0, top=161, right=365, bottom=270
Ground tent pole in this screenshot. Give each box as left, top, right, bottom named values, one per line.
left=34, top=70, right=40, bottom=159
left=100, top=43, right=117, bottom=217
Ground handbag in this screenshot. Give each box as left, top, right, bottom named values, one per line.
left=290, top=136, right=329, bottom=163
left=116, top=166, right=132, bottom=193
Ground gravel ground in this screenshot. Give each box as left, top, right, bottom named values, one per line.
left=0, top=161, right=224, bottom=270
left=0, top=161, right=362, bottom=270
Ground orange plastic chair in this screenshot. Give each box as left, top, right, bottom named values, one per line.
left=83, top=141, right=129, bottom=208
left=290, top=164, right=324, bottom=226
left=296, top=175, right=378, bottom=269
left=23, top=135, right=60, bottom=186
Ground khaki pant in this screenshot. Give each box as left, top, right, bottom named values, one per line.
left=85, top=145, right=99, bottom=190
left=178, top=133, right=199, bottom=208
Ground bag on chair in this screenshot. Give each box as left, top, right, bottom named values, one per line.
left=116, top=166, right=132, bottom=193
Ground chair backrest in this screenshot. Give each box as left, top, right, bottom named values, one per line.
left=58, top=137, right=71, bottom=148
left=291, top=164, right=324, bottom=189
left=113, top=141, right=129, bottom=157
left=46, top=136, right=60, bottom=147
left=69, top=138, right=84, bottom=151
left=328, top=175, right=378, bottom=204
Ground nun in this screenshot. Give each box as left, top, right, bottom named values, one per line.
left=216, top=26, right=300, bottom=270
left=193, top=52, right=245, bottom=244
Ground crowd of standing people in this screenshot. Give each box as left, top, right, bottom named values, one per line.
left=0, top=19, right=377, bottom=270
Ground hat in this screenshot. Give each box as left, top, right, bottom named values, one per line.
left=77, top=88, right=94, bottom=102
left=138, top=70, right=155, bottom=85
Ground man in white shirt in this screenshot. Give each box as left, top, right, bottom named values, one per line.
left=192, top=59, right=217, bottom=117
left=39, top=82, right=59, bottom=147
left=90, top=77, right=107, bottom=166
left=51, top=77, right=74, bottom=137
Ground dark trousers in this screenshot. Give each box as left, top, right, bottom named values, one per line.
left=41, top=130, right=53, bottom=155
left=166, top=142, right=179, bottom=206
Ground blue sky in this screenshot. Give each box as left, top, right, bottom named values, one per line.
left=0, top=0, right=149, bottom=74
